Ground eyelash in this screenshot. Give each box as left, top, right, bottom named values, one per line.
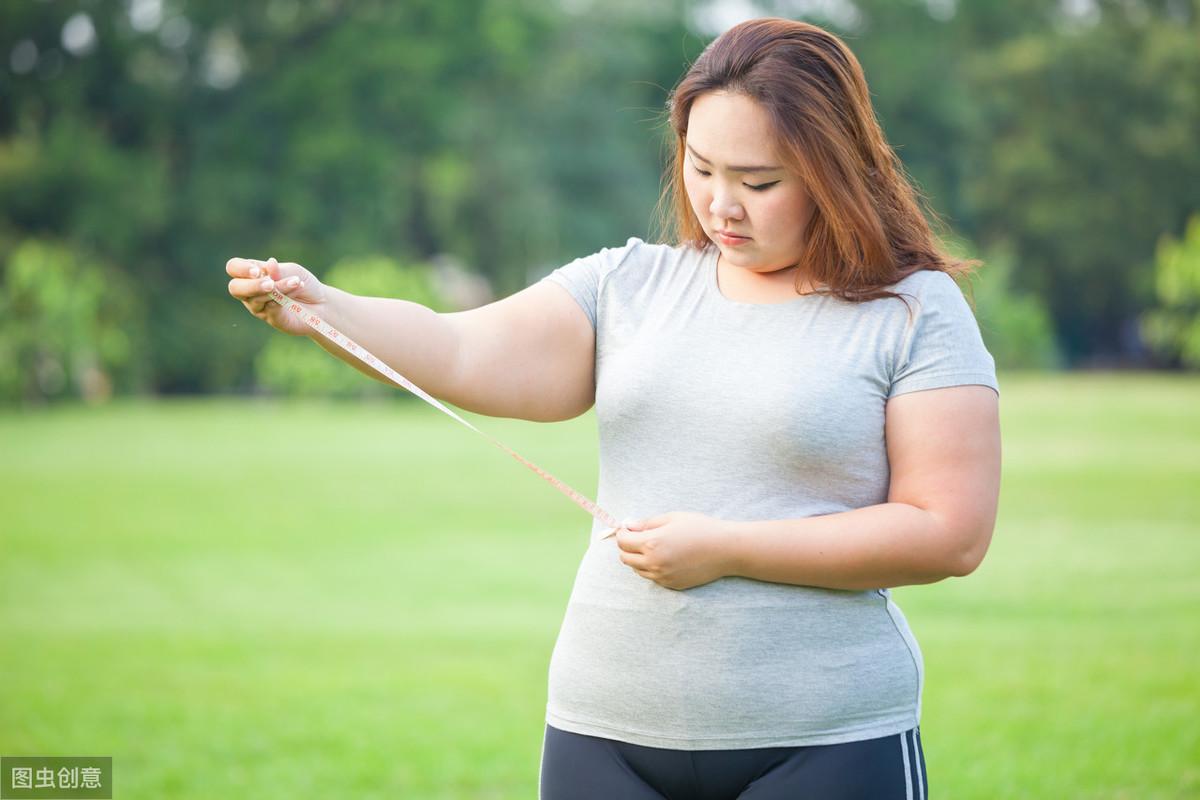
left=690, top=165, right=780, bottom=192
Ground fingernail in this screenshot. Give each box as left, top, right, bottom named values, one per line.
left=250, top=266, right=261, bottom=278
left=260, top=279, right=273, bottom=290
left=287, top=277, right=299, bottom=288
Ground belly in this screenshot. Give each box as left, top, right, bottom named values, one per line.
left=547, top=544, right=922, bottom=738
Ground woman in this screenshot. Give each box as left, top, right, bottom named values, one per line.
left=227, top=17, right=999, bottom=799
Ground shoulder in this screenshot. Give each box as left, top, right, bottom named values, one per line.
left=539, top=236, right=696, bottom=315
left=597, top=236, right=704, bottom=287
left=891, top=268, right=963, bottom=297
left=888, top=269, right=976, bottom=319
left=838, top=270, right=961, bottom=329
left=893, top=269, right=974, bottom=306
left=604, top=235, right=649, bottom=266
left=606, top=236, right=693, bottom=268
left=556, top=236, right=669, bottom=280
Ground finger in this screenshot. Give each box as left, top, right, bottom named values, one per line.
left=228, top=276, right=276, bottom=300
left=634, top=514, right=670, bottom=530
left=257, top=275, right=308, bottom=312
left=618, top=550, right=649, bottom=570
left=263, top=257, right=300, bottom=282
left=615, top=530, right=642, bottom=553
left=225, top=257, right=270, bottom=279
left=262, top=258, right=305, bottom=283
left=268, top=274, right=303, bottom=293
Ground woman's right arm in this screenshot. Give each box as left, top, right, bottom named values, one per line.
left=228, top=257, right=595, bottom=422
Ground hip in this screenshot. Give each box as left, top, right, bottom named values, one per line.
left=539, top=721, right=928, bottom=799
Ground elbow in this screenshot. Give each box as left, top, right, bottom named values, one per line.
left=947, top=528, right=993, bottom=578
left=948, top=553, right=979, bottom=579
left=922, top=508, right=992, bottom=580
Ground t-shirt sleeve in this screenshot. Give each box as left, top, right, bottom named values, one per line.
left=539, top=236, right=643, bottom=332
left=888, top=271, right=1000, bottom=399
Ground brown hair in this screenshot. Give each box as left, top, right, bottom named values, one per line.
left=652, top=17, right=978, bottom=309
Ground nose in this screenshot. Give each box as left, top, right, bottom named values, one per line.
left=709, top=188, right=745, bottom=222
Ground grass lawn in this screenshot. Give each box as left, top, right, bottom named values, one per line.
left=1, top=371, right=1197, bottom=798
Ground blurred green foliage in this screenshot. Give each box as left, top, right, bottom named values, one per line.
left=1, top=0, right=1198, bottom=405
left=1140, top=213, right=1200, bottom=368
left=958, top=4, right=1200, bottom=363
left=960, top=244, right=1064, bottom=371
left=1, top=0, right=693, bottom=398
left=0, top=239, right=147, bottom=404
left=938, top=234, right=1062, bottom=370
left=255, top=255, right=449, bottom=398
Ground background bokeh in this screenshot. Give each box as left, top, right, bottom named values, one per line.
left=1, top=1, right=1197, bottom=798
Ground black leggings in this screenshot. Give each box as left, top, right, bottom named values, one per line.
left=539, top=723, right=927, bottom=800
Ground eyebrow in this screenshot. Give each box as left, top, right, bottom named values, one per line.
left=686, top=143, right=782, bottom=173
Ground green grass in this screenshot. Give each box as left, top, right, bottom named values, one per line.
left=1, top=372, right=1197, bottom=799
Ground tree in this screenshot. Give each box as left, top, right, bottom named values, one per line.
left=1140, top=213, right=1200, bottom=369
left=0, top=239, right=146, bottom=404
left=963, top=2, right=1200, bottom=363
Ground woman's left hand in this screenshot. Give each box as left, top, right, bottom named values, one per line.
left=615, top=512, right=736, bottom=591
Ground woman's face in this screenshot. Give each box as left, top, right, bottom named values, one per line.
left=682, top=90, right=814, bottom=278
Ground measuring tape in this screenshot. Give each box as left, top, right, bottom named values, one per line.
left=267, top=285, right=623, bottom=540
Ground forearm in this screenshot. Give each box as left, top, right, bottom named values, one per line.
left=723, top=503, right=968, bottom=591
left=307, top=285, right=462, bottom=400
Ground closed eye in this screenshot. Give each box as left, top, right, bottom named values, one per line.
left=690, top=164, right=779, bottom=192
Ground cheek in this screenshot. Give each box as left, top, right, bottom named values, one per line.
left=683, top=173, right=708, bottom=212
left=760, top=190, right=813, bottom=232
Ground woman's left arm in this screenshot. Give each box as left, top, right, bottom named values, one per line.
left=616, top=384, right=1001, bottom=591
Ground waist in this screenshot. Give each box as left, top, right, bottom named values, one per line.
left=547, top=595, right=922, bottom=741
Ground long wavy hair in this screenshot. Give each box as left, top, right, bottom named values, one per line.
left=652, top=17, right=978, bottom=309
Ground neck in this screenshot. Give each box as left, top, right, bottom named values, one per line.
left=719, top=254, right=822, bottom=295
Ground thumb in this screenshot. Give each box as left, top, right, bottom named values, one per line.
left=623, top=514, right=669, bottom=531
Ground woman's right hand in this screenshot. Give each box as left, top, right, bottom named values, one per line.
left=226, top=256, right=330, bottom=337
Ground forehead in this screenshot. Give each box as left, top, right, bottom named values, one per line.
left=686, top=91, right=779, bottom=162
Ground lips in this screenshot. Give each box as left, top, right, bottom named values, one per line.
left=718, top=230, right=750, bottom=239
left=717, top=230, right=752, bottom=246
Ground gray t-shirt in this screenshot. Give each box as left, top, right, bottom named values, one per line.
left=540, top=236, right=999, bottom=750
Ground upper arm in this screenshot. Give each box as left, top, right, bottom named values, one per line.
left=440, top=279, right=596, bottom=422
left=885, top=384, right=1001, bottom=577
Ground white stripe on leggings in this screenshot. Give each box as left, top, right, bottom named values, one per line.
left=537, top=728, right=547, bottom=800
left=911, top=728, right=925, bottom=799
left=900, top=730, right=913, bottom=800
